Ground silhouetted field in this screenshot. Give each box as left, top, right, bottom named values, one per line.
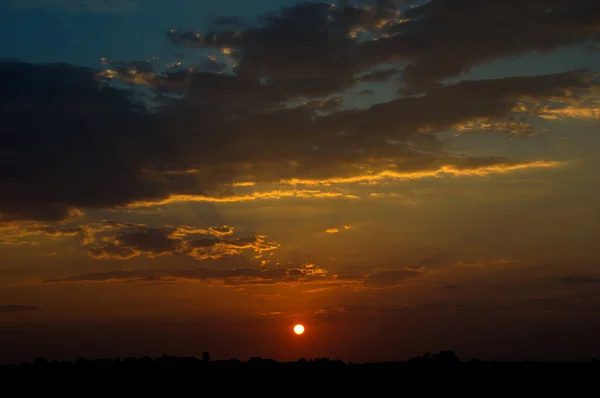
left=2, top=355, right=598, bottom=394
left=2, top=351, right=600, bottom=381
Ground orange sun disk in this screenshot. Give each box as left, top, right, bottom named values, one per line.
left=293, top=324, right=305, bottom=335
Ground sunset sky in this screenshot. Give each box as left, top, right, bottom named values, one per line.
left=1, top=0, right=600, bottom=363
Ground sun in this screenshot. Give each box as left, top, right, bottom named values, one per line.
left=293, top=324, right=305, bottom=335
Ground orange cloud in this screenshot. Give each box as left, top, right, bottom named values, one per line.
left=120, top=161, right=565, bottom=210
left=0, top=220, right=280, bottom=263
left=124, top=189, right=359, bottom=209
left=455, top=120, right=537, bottom=136
left=281, top=161, right=565, bottom=186
left=43, top=262, right=421, bottom=290
left=538, top=105, right=600, bottom=120
left=325, top=225, right=352, bottom=234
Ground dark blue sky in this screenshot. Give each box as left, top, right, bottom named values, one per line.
left=3, top=0, right=598, bottom=82
left=0, top=0, right=297, bottom=66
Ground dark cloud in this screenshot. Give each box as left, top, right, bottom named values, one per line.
left=87, top=227, right=181, bottom=260
left=313, top=305, right=362, bottom=322
left=169, top=1, right=600, bottom=93
left=117, top=228, right=177, bottom=254
left=389, top=0, right=600, bottom=91
left=0, top=305, right=40, bottom=312
left=42, top=262, right=423, bottom=289
left=1, top=59, right=592, bottom=221
left=309, top=301, right=521, bottom=319
left=316, top=71, right=591, bottom=143
left=363, top=268, right=421, bottom=288
left=0, top=220, right=279, bottom=261
left=82, top=222, right=279, bottom=261
left=44, top=263, right=337, bottom=286
left=521, top=293, right=600, bottom=313
left=560, top=276, right=600, bottom=285
left=2, top=1, right=598, bottom=222
left=438, top=285, right=460, bottom=290
left=0, top=61, right=175, bottom=221
left=197, top=59, right=228, bottom=74
left=0, top=269, right=28, bottom=275
left=149, top=69, right=589, bottom=192
left=168, top=2, right=360, bottom=95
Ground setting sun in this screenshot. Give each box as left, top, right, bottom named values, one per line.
left=293, top=324, right=305, bottom=335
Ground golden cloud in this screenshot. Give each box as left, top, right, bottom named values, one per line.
left=280, top=161, right=565, bottom=186
left=124, top=189, right=359, bottom=209
left=0, top=220, right=280, bottom=263
left=538, top=105, right=600, bottom=120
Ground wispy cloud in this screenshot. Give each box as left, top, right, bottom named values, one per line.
left=0, top=305, right=40, bottom=312
left=560, top=276, right=600, bottom=285
left=281, top=161, right=565, bottom=187
left=43, top=264, right=423, bottom=290
left=538, top=105, right=600, bottom=120
left=124, top=190, right=359, bottom=209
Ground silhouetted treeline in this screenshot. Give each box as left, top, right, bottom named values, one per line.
left=2, top=351, right=599, bottom=393
left=2, top=351, right=600, bottom=374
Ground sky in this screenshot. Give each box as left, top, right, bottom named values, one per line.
left=1, top=0, right=600, bottom=364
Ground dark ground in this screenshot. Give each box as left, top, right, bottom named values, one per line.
left=2, top=351, right=599, bottom=391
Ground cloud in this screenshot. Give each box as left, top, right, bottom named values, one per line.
left=365, top=0, right=600, bottom=91
left=280, top=160, right=565, bottom=187
left=42, top=262, right=424, bottom=289
left=0, top=61, right=170, bottom=222
left=1, top=3, right=597, bottom=222
left=257, top=311, right=283, bottom=316
left=208, top=225, right=234, bottom=236
left=521, top=293, right=600, bottom=313
left=438, top=285, right=460, bottom=290
left=0, top=305, right=40, bottom=312
left=560, top=276, right=600, bottom=285
left=86, top=223, right=279, bottom=261
left=0, top=221, right=83, bottom=245
left=313, top=71, right=593, bottom=144
left=325, top=225, right=353, bottom=234
left=538, top=105, right=600, bottom=120
left=44, top=263, right=337, bottom=286
left=124, top=190, right=359, bottom=209
left=315, top=305, right=358, bottom=315
left=167, top=0, right=600, bottom=92
left=0, top=220, right=280, bottom=262
left=455, top=121, right=538, bottom=137
left=89, top=228, right=178, bottom=260
left=0, top=269, right=28, bottom=275
left=363, top=268, right=422, bottom=288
